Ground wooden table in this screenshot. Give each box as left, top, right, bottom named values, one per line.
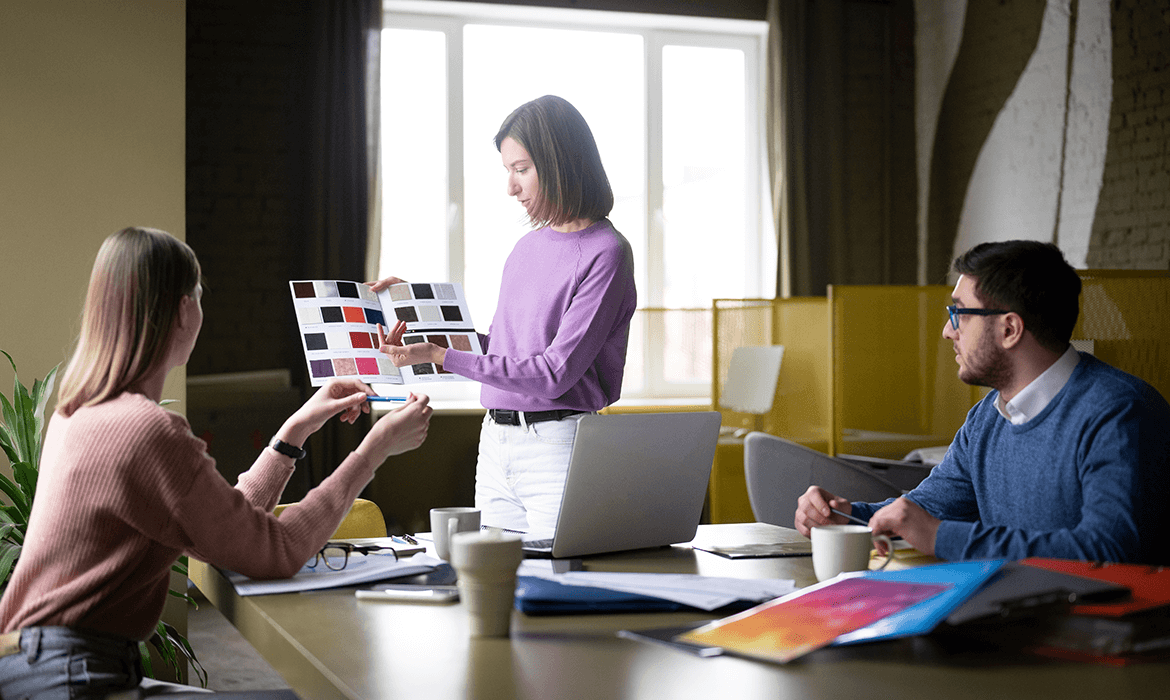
left=189, top=523, right=1170, bottom=700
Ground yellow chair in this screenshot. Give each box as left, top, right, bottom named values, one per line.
left=273, top=497, right=387, bottom=539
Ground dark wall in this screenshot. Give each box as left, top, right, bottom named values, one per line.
left=836, top=0, right=917, bottom=285
left=186, top=0, right=313, bottom=379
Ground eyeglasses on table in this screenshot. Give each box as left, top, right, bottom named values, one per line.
left=308, top=542, right=399, bottom=571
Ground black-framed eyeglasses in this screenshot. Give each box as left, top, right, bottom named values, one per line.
left=307, top=542, right=399, bottom=571
left=946, top=304, right=1010, bottom=331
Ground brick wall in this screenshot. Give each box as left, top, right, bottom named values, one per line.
left=186, top=0, right=313, bottom=377
left=1086, top=0, right=1170, bottom=269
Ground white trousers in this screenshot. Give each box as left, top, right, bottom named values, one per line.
left=474, top=412, right=588, bottom=539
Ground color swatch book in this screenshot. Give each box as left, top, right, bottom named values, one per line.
left=290, top=280, right=483, bottom=386
left=677, top=577, right=950, bottom=664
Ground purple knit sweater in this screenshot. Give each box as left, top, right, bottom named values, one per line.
left=442, top=218, right=636, bottom=412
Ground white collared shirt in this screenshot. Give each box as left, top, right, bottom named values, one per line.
left=995, top=345, right=1081, bottom=425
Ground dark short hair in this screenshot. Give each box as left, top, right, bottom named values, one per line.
left=494, top=95, right=614, bottom=228
left=952, top=240, right=1081, bottom=352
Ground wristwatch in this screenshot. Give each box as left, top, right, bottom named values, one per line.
left=269, top=437, right=307, bottom=460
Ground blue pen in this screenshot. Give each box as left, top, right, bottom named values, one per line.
left=367, top=395, right=407, bottom=403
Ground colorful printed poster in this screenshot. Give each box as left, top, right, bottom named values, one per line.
left=678, top=577, right=951, bottom=664
left=290, top=280, right=483, bottom=386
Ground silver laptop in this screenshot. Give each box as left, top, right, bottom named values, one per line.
left=522, top=411, right=721, bottom=558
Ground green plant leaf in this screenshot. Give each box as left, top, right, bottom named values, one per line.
left=12, top=461, right=37, bottom=510
left=29, top=364, right=57, bottom=465
left=0, top=539, right=20, bottom=596
left=9, top=382, right=35, bottom=468
left=0, top=394, right=20, bottom=465
left=0, top=476, right=30, bottom=523
left=147, top=620, right=207, bottom=687
left=0, top=420, right=18, bottom=466
left=154, top=621, right=208, bottom=688
left=138, top=640, right=155, bottom=679
left=166, top=587, right=198, bottom=607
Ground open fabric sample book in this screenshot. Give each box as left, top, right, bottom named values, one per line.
left=290, top=280, right=482, bottom=386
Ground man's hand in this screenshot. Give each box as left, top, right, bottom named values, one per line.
left=794, top=486, right=854, bottom=537
left=867, top=497, right=940, bottom=556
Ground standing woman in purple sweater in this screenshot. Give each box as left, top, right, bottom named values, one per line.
left=374, top=95, right=637, bottom=538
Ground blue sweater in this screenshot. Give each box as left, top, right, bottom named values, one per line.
left=851, top=354, right=1170, bottom=564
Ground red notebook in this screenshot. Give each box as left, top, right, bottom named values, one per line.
left=1019, top=558, right=1170, bottom=616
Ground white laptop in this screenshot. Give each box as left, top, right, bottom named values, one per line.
left=521, top=411, right=721, bottom=559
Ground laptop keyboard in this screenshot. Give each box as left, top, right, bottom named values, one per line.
left=523, top=538, right=553, bottom=550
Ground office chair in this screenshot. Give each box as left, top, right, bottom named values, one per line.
left=744, top=431, right=904, bottom=527
left=273, top=497, right=387, bottom=538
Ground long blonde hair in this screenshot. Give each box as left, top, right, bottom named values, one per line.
left=57, top=227, right=201, bottom=416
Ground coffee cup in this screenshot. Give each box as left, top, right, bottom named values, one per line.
left=810, top=524, right=894, bottom=581
left=429, top=507, right=481, bottom=561
left=450, top=529, right=524, bottom=637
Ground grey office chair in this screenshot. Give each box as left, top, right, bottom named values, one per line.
left=743, top=432, right=905, bottom=527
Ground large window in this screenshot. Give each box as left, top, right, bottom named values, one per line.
left=379, top=1, right=771, bottom=402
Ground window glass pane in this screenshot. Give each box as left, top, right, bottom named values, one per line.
left=662, top=45, right=747, bottom=308
left=462, top=25, right=645, bottom=325
left=623, top=311, right=645, bottom=393
left=379, top=29, right=448, bottom=284
left=663, top=308, right=712, bottom=384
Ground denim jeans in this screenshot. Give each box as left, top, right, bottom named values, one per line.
left=0, top=626, right=143, bottom=700
left=475, top=412, right=588, bottom=539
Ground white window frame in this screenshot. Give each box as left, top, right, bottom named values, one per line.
left=381, top=0, right=770, bottom=403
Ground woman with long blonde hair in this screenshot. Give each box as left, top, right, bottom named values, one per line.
left=0, top=227, right=431, bottom=698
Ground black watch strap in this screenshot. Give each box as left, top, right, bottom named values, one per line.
left=269, top=437, right=307, bottom=460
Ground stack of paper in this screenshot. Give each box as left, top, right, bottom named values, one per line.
left=515, top=562, right=795, bottom=615
left=222, top=552, right=440, bottom=596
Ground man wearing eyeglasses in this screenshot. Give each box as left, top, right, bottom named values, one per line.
left=795, top=240, right=1170, bottom=565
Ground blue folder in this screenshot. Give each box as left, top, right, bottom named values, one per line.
left=515, top=575, right=688, bottom=615
left=515, top=575, right=761, bottom=616
left=832, top=559, right=1006, bottom=645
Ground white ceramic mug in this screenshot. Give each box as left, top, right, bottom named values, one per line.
left=810, top=524, right=894, bottom=582
left=430, top=507, right=481, bottom=561
left=450, top=529, right=524, bottom=637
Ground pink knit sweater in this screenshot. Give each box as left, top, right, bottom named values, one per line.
left=0, top=392, right=375, bottom=640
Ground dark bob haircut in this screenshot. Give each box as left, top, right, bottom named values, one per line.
left=494, top=95, right=614, bottom=229
left=952, top=240, right=1082, bottom=353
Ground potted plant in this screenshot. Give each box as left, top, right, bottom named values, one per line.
left=0, top=350, right=205, bottom=686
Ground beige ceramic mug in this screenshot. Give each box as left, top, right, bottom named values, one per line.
left=429, top=507, right=481, bottom=561
left=810, top=524, right=894, bottom=581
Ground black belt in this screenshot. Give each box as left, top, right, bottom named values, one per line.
left=488, top=409, right=586, bottom=426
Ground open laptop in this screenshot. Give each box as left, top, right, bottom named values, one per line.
left=521, top=411, right=721, bottom=559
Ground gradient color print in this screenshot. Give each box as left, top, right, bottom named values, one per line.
left=680, top=578, right=949, bottom=664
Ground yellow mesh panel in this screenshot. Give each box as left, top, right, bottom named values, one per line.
left=1075, top=270, right=1170, bottom=401
left=830, top=285, right=981, bottom=458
